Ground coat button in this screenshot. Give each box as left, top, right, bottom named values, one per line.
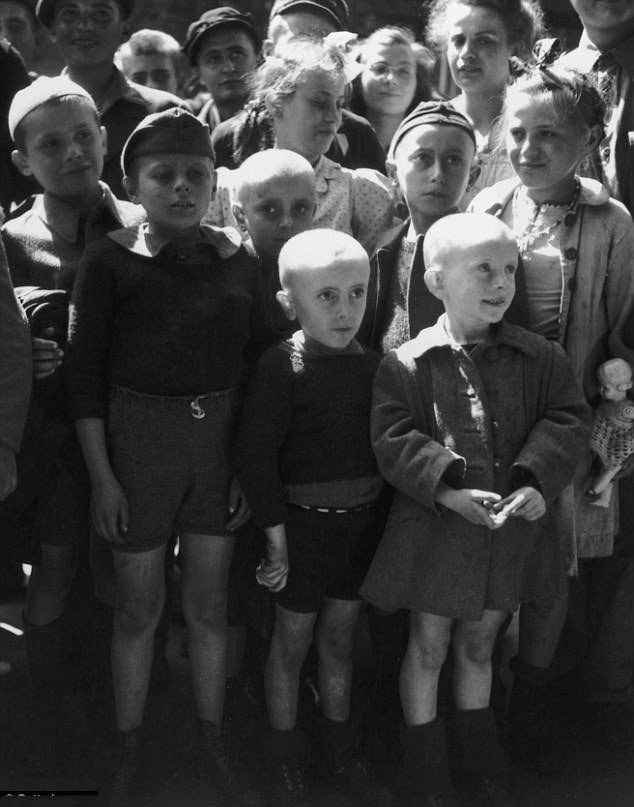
left=493, top=460, right=501, bottom=469
left=602, top=146, right=611, bottom=161
left=492, top=420, right=499, bottom=431
left=484, top=347, right=500, bottom=362
left=564, top=213, right=576, bottom=227
left=564, top=247, right=578, bottom=261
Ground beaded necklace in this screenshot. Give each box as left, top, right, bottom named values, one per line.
left=512, top=179, right=581, bottom=256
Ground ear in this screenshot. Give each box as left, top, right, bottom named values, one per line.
left=99, top=126, right=108, bottom=156
left=123, top=174, right=139, bottom=204
left=264, top=93, right=282, bottom=119
left=232, top=203, right=248, bottom=232
left=424, top=268, right=444, bottom=300
left=262, top=39, right=274, bottom=59
left=385, top=160, right=398, bottom=186
left=276, top=289, right=296, bottom=321
left=11, top=149, right=32, bottom=177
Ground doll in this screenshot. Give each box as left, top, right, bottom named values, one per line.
left=587, top=358, right=634, bottom=506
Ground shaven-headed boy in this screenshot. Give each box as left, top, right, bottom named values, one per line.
left=237, top=229, right=390, bottom=806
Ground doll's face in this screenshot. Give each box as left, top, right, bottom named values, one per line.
left=598, top=363, right=633, bottom=401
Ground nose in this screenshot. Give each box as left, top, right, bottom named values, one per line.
left=429, top=157, right=444, bottom=182
left=520, top=134, right=539, bottom=159
left=173, top=173, right=190, bottom=193
left=64, top=139, right=83, bottom=161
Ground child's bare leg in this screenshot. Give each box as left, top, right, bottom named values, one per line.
left=265, top=604, right=317, bottom=729
left=179, top=532, right=234, bottom=725
left=400, top=612, right=452, bottom=725
left=452, top=609, right=506, bottom=709
left=316, top=597, right=363, bottom=721
left=111, top=544, right=166, bottom=731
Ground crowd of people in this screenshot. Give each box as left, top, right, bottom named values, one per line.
left=1, top=0, right=634, bottom=806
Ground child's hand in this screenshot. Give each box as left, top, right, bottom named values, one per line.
left=32, top=328, right=63, bottom=379
left=437, top=486, right=502, bottom=529
left=91, top=474, right=129, bottom=543
left=492, top=487, right=545, bottom=524
left=257, top=525, right=289, bottom=591
left=225, top=478, right=250, bottom=531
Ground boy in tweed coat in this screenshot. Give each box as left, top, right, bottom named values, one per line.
left=361, top=213, right=590, bottom=806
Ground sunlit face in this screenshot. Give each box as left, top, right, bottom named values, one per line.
left=196, top=27, right=258, bottom=110
left=272, top=71, right=345, bottom=164
left=570, top=0, right=634, bottom=39
left=0, top=1, right=37, bottom=65
left=236, top=173, right=316, bottom=263
left=120, top=52, right=179, bottom=94
left=360, top=42, right=417, bottom=117
left=281, top=258, right=369, bottom=349
left=124, top=153, right=214, bottom=240
left=50, top=0, right=125, bottom=68
left=389, top=124, right=475, bottom=224
left=432, top=235, right=517, bottom=334
left=506, top=93, right=591, bottom=202
left=13, top=99, right=106, bottom=202
left=446, top=3, right=512, bottom=97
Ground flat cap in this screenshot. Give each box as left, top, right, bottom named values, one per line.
left=387, top=101, right=476, bottom=161
left=269, top=0, right=349, bottom=29
left=8, top=75, right=96, bottom=140
left=120, top=107, right=214, bottom=174
left=183, top=6, right=260, bottom=65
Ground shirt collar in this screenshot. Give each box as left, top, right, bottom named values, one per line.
left=34, top=182, right=121, bottom=243
left=107, top=222, right=242, bottom=258
left=411, top=314, right=540, bottom=358
left=313, top=155, right=342, bottom=194
left=570, top=30, right=634, bottom=74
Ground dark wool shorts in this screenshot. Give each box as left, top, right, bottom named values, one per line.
left=107, top=385, right=239, bottom=553
left=276, top=501, right=381, bottom=614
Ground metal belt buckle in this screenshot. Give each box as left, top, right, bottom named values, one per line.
left=190, top=397, right=205, bottom=420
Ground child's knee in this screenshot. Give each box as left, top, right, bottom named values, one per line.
left=182, top=588, right=228, bottom=630
left=455, top=632, right=496, bottom=666
left=273, top=613, right=314, bottom=666
left=116, top=590, right=165, bottom=634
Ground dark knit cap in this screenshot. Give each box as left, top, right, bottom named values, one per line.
left=269, top=0, right=349, bottom=29
left=183, top=7, right=260, bottom=65
left=387, top=101, right=476, bottom=161
left=120, top=107, right=213, bottom=175
left=36, top=0, right=133, bottom=26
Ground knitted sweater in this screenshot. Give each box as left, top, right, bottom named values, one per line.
left=237, top=332, right=383, bottom=528
left=66, top=225, right=271, bottom=421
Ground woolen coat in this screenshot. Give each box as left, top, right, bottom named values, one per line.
left=360, top=316, right=591, bottom=619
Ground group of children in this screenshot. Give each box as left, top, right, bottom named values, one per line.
left=1, top=2, right=634, bottom=807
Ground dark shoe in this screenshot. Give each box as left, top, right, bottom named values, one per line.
left=330, top=752, right=392, bottom=806
left=107, top=729, right=141, bottom=807
left=197, top=719, right=261, bottom=805
left=468, top=775, right=516, bottom=807
left=400, top=720, right=456, bottom=801
left=587, top=703, right=634, bottom=749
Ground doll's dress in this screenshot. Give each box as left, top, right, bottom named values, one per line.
left=591, top=401, right=634, bottom=469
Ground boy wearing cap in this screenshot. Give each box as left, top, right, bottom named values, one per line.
left=211, top=0, right=386, bottom=174
left=359, top=101, right=489, bottom=352
left=2, top=76, right=143, bottom=740
left=183, top=6, right=259, bottom=132
left=35, top=0, right=185, bottom=198
left=66, top=107, right=268, bottom=804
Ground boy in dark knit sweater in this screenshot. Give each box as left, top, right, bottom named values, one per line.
left=237, top=229, right=390, bottom=807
